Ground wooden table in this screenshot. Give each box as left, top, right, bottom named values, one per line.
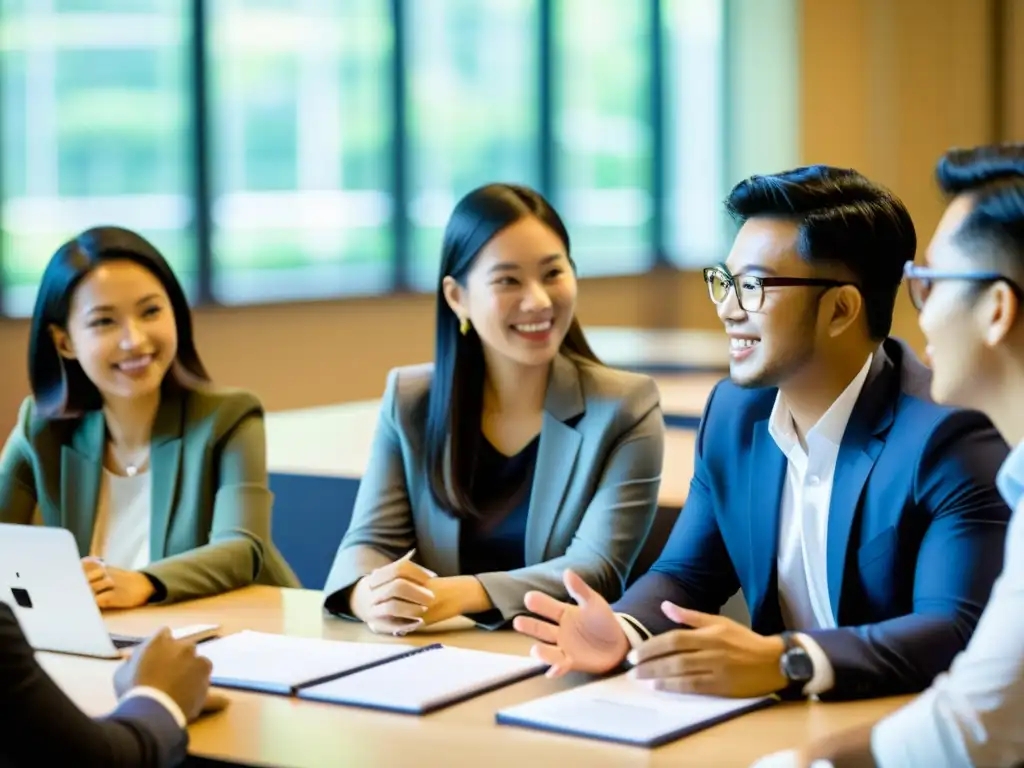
left=41, top=588, right=910, bottom=768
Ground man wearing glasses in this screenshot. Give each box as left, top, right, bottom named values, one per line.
left=515, top=164, right=1011, bottom=703
left=757, top=147, right=1024, bottom=767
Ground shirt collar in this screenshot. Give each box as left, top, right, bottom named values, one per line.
left=769, top=353, right=874, bottom=459
left=996, top=439, right=1024, bottom=510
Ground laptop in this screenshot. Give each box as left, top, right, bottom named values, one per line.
left=0, top=523, right=218, bottom=659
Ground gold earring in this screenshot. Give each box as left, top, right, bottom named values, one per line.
left=459, top=317, right=470, bottom=336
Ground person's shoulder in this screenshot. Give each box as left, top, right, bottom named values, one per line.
left=8, top=395, right=76, bottom=449
left=182, top=385, right=264, bottom=432
left=885, top=338, right=1003, bottom=440
left=574, top=357, right=659, bottom=409
left=384, top=362, right=434, bottom=409
left=702, top=376, right=776, bottom=422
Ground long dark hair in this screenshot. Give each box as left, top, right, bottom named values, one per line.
left=425, top=183, right=599, bottom=519
left=28, top=226, right=210, bottom=419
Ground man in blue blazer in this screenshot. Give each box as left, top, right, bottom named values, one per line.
left=514, top=165, right=1012, bottom=701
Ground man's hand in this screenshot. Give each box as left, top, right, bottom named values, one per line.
left=795, top=723, right=877, bottom=768
left=512, top=569, right=630, bottom=677
left=82, top=557, right=155, bottom=610
left=113, top=628, right=229, bottom=723
left=349, top=551, right=438, bottom=635
left=631, top=602, right=788, bottom=697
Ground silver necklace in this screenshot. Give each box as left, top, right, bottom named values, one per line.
left=111, top=445, right=149, bottom=477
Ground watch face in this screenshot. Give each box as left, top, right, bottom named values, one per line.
left=783, top=649, right=814, bottom=682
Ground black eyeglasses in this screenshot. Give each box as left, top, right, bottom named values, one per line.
left=702, top=265, right=857, bottom=313
left=903, top=263, right=1024, bottom=311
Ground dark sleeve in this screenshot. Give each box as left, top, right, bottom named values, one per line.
left=805, top=410, right=1012, bottom=700
left=611, top=384, right=740, bottom=634
left=0, top=603, right=188, bottom=767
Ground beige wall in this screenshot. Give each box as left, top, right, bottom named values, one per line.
left=0, top=0, right=1020, bottom=438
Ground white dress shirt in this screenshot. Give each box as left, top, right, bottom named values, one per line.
left=866, top=438, right=1024, bottom=767
left=620, top=354, right=874, bottom=698
left=88, top=469, right=152, bottom=570
left=751, top=438, right=1024, bottom=768
left=120, top=686, right=187, bottom=728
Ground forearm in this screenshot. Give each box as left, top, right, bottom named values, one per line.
left=437, top=575, right=492, bottom=615
left=611, top=571, right=707, bottom=635
left=805, top=614, right=965, bottom=700
left=475, top=554, right=620, bottom=621
left=142, top=535, right=261, bottom=603
left=2, top=630, right=187, bottom=767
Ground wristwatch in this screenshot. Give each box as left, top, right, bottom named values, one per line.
left=779, top=631, right=814, bottom=696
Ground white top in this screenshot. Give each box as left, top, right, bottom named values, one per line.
left=619, top=355, right=874, bottom=699
left=751, top=439, right=1024, bottom=768
left=88, top=468, right=152, bottom=570
left=867, top=438, right=1024, bottom=767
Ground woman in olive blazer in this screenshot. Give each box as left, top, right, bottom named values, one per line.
left=0, top=226, right=298, bottom=607
left=323, top=184, right=665, bottom=632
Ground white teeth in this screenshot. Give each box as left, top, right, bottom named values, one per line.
left=730, top=338, right=759, bottom=349
left=118, top=355, right=153, bottom=371
left=514, top=321, right=553, bottom=333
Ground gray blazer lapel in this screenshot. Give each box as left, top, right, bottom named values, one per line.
left=149, top=392, right=185, bottom=559
left=525, top=355, right=585, bottom=563
left=61, top=410, right=105, bottom=555
left=420, top=480, right=461, bottom=576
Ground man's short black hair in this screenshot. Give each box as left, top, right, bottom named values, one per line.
left=726, top=164, right=917, bottom=340
left=935, top=144, right=1024, bottom=274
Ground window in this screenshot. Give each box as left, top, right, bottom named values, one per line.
left=207, top=0, right=394, bottom=304
left=553, top=0, right=653, bottom=277
left=663, top=0, right=727, bottom=268
left=404, top=0, right=539, bottom=290
left=0, top=0, right=193, bottom=315
left=0, top=0, right=736, bottom=314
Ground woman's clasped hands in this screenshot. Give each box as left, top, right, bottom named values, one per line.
left=349, top=550, right=440, bottom=635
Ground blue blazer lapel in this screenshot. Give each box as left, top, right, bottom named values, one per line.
left=825, top=351, right=897, bottom=621
left=748, top=417, right=787, bottom=625
left=525, top=355, right=584, bottom=563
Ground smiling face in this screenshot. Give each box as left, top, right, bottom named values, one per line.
left=443, top=215, right=577, bottom=369
left=916, top=194, right=1017, bottom=407
left=718, top=217, right=833, bottom=388
left=51, top=259, right=178, bottom=403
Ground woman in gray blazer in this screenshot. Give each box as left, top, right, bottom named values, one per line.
left=323, top=183, right=665, bottom=632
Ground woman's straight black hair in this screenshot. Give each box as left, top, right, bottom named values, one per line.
left=28, top=225, right=210, bottom=419
left=424, top=183, right=599, bottom=520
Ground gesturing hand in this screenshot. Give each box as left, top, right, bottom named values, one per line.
left=349, top=550, right=438, bottom=635
left=630, top=602, right=788, bottom=697
left=81, top=557, right=155, bottom=610
left=513, top=569, right=630, bottom=677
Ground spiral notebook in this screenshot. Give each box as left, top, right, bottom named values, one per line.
left=197, top=630, right=546, bottom=712
left=297, top=645, right=547, bottom=714
left=496, top=672, right=776, bottom=747
left=197, top=630, right=424, bottom=695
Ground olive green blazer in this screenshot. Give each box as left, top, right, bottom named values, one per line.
left=0, top=386, right=299, bottom=603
